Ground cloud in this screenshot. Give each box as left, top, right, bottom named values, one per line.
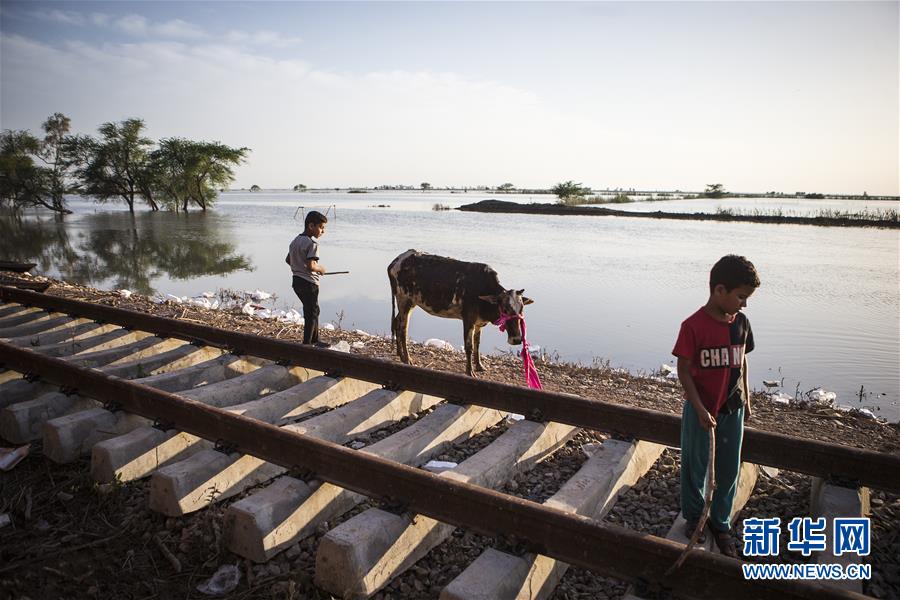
left=29, top=9, right=86, bottom=26
left=110, top=14, right=207, bottom=39
left=155, top=19, right=206, bottom=40
left=91, top=13, right=111, bottom=27
left=114, top=14, right=148, bottom=36
left=225, top=30, right=302, bottom=48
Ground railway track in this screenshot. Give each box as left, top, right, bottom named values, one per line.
left=0, top=285, right=895, bottom=600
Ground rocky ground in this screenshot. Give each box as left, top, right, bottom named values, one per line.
left=1, top=275, right=898, bottom=600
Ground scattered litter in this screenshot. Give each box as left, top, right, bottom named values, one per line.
left=117, top=289, right=133, bottom=298
left=762, top=380, right=780, bottom=388
left=834, top=404, right=853, bottom=412
left=0, top=514, right=10, bottom=529
left=581, top=442, right=603, bottom=458
left=199, top=291, right=215, bottom=299
left=353, top=329, right=374, bottom=337
left=808, top=388, right=837, bottom=407
left=767, top=392, right=791, bottom=406
left=330, top=340, right=351, bottom=353
left=248, top=289, right=272, bottom=301
left=322, top=323, right=336, bottom=331
left=760, top=466, right=780, bottom=479
left=196, top=564, right=241, bottom=596
left=857, top=408, right=876, bottom=420
left=660, top=363, right=676, bottom=375
left=504, top=413, right=525, bottom=423
left=0, top=445, right=29, bottom=471
left=351, top=341, right=365, bottom=349
left=350, top=441, right=366, bottom=450
left=424, top=460, right=458, bottom=473
left=424, top=338, right=455, bottom=351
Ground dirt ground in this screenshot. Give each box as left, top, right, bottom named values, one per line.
left=1, top=275, right=898, bottom=599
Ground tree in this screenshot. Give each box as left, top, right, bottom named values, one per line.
left=250, top=184, right=261, bottom=192
left=150, top=139, right=249, bottom=211
left=498, top=183, right=515, bottom=192
left=0, top=130, right=50, bottom=210
left=420, top=182, right=432, bottom=191
left=74, top=118, right=158, bottom=212
left=704, top=183, right=727, bottom=198
left=293, top=184, right=307, bottom=191
left=551, top=180, right=589, bottom=201
left=38, top=113, right=78, bottom=213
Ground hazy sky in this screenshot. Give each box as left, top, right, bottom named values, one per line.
left=1, top=1, right=897, bottom=194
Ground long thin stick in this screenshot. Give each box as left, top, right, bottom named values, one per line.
left=321, top=271, right=350, bottom=275
left=666, top=425, right=716, bottom=575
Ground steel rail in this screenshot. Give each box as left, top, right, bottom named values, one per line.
left=2, top=285, right=899, bottom=493
left=0, top=340, right=867, bottom=600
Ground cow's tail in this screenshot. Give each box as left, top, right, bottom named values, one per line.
left=388, top=265, right=397, bottom=352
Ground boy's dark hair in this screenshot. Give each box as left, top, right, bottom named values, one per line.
left=304, top=210, right=328, bottom=228
left=709, top=254, right=760, bottom=292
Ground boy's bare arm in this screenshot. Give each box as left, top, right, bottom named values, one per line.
left=305, top=258, right=326, bottom=275
left=743, top=355, right=752, bottom=419
left=677, top=357, right=716, bottom=430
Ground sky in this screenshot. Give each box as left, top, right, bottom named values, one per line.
left=1, top=1, right=897, bottom=194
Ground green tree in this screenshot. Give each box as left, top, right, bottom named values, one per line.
left=74, top=118, right=159, bottom=212
left=704, top=183, right=727, bottom=198
left=420, top=182, right=432, bottom=191
left=38, top=113, right=78, bottom=213
left=551, top=180, right=590, bottom=201
left=150, top=139, right=248, bottom=211
left=0, top=130, right=50, bottom=210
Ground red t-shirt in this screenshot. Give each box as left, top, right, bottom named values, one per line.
left=672, top=308, right=754, bottom=416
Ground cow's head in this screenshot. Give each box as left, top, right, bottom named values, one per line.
left=480, top=289, right=533, bottom=345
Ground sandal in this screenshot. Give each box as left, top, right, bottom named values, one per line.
left=683, top=519, right=707, bottom=544
left=712, top=528, right=738, bottom=558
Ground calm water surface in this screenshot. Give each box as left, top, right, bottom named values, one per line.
left=3, top=191, right=898, bottom=421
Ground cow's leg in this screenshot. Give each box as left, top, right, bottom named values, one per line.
left=463, top=317, right=476, bottom=377
left=473, top=323, right=486, bottom=372
left=395, top=301, right=414, bottom=365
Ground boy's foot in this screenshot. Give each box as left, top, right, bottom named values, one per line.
left=712, top=528, right=738, bottom=558
left=683, top=519, right=707, bottom=544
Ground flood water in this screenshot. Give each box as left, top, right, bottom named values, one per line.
left=3, top=191, right=898, bottom=421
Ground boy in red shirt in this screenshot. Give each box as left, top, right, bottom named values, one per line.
left=673, top=255, right=760, bottom=557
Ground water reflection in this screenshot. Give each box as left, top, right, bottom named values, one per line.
left=0, top=210, right=252, bottom=295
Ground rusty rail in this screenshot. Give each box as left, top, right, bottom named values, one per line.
left=2, top=285, right=899, bottom=493
left=0, top=340, right=867, bottom=600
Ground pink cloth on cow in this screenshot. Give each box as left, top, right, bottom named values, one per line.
left=494, top=311, right=543, bottom=390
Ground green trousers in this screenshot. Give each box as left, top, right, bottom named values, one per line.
left=680, top=401, right=744, bottom=532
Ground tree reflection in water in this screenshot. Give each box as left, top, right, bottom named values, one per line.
left=0, top=210, right=253, bottom=295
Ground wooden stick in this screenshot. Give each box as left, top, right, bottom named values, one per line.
left=153, top=534, right=182, bottom=573
left=667, top=425, right=716, bottom=575
left=322, top=271, right=350, bottom=275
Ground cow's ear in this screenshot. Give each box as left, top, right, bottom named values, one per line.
left=479, top=295, right=498, bottom=304
left=522, top=296, right=534, bottom=305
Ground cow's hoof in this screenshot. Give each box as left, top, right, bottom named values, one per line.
left=474, top=364, right=486, bottom=373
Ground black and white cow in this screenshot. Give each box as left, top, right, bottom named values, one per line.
left=388, top=249, right=533, bottom=376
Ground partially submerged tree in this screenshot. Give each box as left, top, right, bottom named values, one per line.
left=552, top=180, right=590, bottom=202
left=74, top=118, right=159, bottom=212
left=293, top=184, right=307, bottom=191
left=250, top=184, right=261, bottom=192
left=150, top=139, right=249, bottom=211
left=420, top=182, right=432, bottom=191
left=0, top=130, right=49, bottom=210
left=38, top=113, right=78, bottom=213
left=497, top=183, right=515, bottom=192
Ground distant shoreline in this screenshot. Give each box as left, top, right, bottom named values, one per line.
left=457, top=200, right=900, bottom=229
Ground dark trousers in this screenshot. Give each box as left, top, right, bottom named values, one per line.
left=292, top=276, right=320, bottom=345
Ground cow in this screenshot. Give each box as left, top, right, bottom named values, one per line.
left=388, top=249, right=533, bottom=376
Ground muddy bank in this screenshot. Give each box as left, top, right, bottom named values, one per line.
left=458, top=199, right=900, bottom=229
